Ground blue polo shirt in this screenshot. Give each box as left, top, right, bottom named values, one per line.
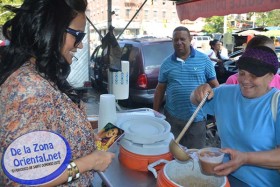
left=158, top=46, right=216, bottom=121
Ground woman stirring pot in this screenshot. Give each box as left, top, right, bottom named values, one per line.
left=191, top=46, right=280, bottom=186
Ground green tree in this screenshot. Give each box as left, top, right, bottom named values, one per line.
left=203, top=16, right=224, bottom=34
left=0, top=0, right=23, bottom=26
left=203, top=9, right=280, bottom=34
left=255, top=10, right=280, bottom=27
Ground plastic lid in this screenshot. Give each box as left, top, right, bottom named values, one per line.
left=116, top=115, right=171, bottom=144
left=117, top=108, right=166, bottom=120
left=120, top=132, right=174, bottom=155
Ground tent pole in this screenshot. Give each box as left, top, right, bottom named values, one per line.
left=86, top=16, right=103, bottom=39
left=117, top=0, right=148, bottom=39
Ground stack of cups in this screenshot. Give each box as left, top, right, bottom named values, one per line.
left=98, top=94, right=117, bottom=132
left=108, top=61, right=129, bottom=100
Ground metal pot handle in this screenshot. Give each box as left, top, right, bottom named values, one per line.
left=147, top=159, right=169, bottom=178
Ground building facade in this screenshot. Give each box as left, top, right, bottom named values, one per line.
left=87, top=0, right=205, bottom=46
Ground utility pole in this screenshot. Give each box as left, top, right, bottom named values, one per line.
left=108, top=0, right=112, bottom=31
left=223, top=15, right=227, bottom=34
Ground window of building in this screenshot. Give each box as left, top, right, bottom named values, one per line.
left=145, top=10, right=149, bottom=20
left=126, top=9, right=130, bottom=19
left=153, top=11, right=157, bottom=20
left=162, top=11, right=166, bottom=19
left=172, top=12, right=176, bottom=20
left=113, top=8, right=119, bottom=20
left=114, top=8, right=119, bottom=16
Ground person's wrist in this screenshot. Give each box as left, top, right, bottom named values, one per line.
left=75, top=154, right=94, bottom=172
left=70, top=161, right=80, bottom=180
left=244, top=152, right=250, bottom=165
left=67, top=163, right=73, bottom=183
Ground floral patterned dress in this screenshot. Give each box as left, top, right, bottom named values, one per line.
left=0, top=62, right=96, bottom=186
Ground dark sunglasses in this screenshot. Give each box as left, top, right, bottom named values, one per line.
left=65, top=28, right=86, bottom=47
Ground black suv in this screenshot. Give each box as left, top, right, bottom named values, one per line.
left=89, top=37, right=174, bottom=105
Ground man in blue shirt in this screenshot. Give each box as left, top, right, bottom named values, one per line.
left=153, top=26, right=219, bottom=149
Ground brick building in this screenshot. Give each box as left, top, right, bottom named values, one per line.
left=87, top=0, right=205, bottom=46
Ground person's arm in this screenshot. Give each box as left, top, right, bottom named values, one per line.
left=41, top=150, right=115, bottom=186
left=245, top=148, right=280, bottom=169
left=153, top=83, right=166, bottom=112
left=225, top=73, right=239, bottom=85
left=32, top=85, right=114, bottom=186
left=214, top=147, right=280, bottom=176
left=206, top=50, right=219, bottom=63
left=208, top=79, right=219, bottom=88
left=210, top=57, right=223, bottom=63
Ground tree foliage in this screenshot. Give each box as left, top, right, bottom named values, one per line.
left=203, top=9, right=280, bottom=34
left=255, top=10, right=280, bottom=27
left=203, top=16, right=224, bottom=33
left=0, top=0, right=23, bottom=26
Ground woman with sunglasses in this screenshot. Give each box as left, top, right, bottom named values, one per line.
left=0, top=0, right=114, bottom=186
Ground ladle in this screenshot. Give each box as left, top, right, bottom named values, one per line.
left=169, top=92, right=209, bottom=161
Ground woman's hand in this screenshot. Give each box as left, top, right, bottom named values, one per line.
left=76, top=150, right=115, bottom=172
left=213, top=148, right=247, bottom=176
left=190, top=83, right=214, bottom=105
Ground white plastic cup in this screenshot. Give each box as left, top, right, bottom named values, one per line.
left=98, top=94, right=117, bottom=132
left=198, top=147, right=225, bottom=175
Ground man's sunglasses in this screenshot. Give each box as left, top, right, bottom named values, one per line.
left=65, top=28, right=86, bottom=47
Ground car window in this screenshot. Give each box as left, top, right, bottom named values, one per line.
left=203, top=36, right=209, bottom=40
left=96, top=46, right=103, bottom=59
left=121, top=44, right=133, bottom=61
left=91, top=45, right=103, bottom=65
left=142, top=42, right=173, bottom=68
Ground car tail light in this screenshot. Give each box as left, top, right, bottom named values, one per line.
left=83, top=81, right=92, bottom=87
left=137, top=74, right=147, bottom=88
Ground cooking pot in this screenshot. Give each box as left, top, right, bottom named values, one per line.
left=148, top=159, right=230, bottom=187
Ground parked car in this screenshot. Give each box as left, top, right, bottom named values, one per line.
left=90, top=37, right=174, bottom=106
left=192, top=35, right=212, bottom=48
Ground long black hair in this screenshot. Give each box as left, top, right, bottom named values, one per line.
left=209, top=39, right=222, bottom=60
left=0, top=0, right=87, bottom=105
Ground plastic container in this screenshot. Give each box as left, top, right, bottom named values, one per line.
left=120, top=133, right=174, bottom=156
left=119, top=146, right=173, bottom=172
left=149, top=159, right=230, bottom=187
left=198, top=147, right=225, bottom=175
left=116, top=115, right=171, bottom=144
